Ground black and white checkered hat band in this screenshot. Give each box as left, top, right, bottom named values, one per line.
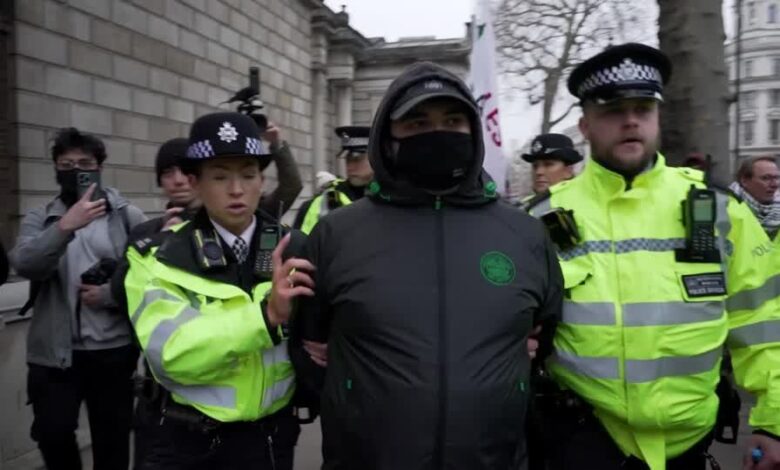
left=187, top=140, right=215, bottom=159
left=577, top=63, right=662, bottom=98
left=246, top=137, right=266, bottom=155
left=342, top=137, right=369, bottom=148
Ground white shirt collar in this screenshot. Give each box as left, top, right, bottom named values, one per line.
left=210, top=216, right=256, bottom=250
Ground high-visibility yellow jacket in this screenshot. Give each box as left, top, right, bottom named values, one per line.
left=124, top=216, right=294, bottom=423
left=296, top=180, right=356, bottom=234
left=528, top=154, right=780, bottom=469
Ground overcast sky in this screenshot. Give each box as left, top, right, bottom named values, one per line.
left=322, top=1, right=739, bottom=153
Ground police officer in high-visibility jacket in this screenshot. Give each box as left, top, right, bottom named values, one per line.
left=527, top=43, right=780, bottom=470
left=124, top=112, right=315, bottom=470
left=293, top=126, right=373, bottom=234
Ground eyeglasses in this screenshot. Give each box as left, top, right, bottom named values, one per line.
left=55, top=158, right=99, bottom=171
left=757, top=175, right=780, bottom=183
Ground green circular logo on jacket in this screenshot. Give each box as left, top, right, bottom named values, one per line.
left=480, top=251, right=515, bottom=286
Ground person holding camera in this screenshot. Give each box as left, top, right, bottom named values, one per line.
left=124, top=111, right=313, bottom=470
left=8, top=127, right=146, bottom=470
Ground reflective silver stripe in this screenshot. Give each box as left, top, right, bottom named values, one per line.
left=552, top=350, right=620, bottom=380
left=728, top=319, right=780, bottom=348
left=528, top=197, right=551, bottom=217
left=623, top=301, right=723, bottom=326
left=262, top=375, right=295, bottom=408
left=146, top=301, right=237, bottom=409
left=319, top=191, right=330, bottom=218
left=715, top=192, right=732, bottom=279
left=562, top=302, right=615, bottom=325
left=613, top=238, right=685, bottom=254
left=131, top=289, right=182, bottom=326
left=726, top=274, right=780, bottom=312
left=263, top=341, right=290, bottom=368
left=625, top=348, right=721, bottom=383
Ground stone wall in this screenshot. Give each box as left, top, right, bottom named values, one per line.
left=9, top=0, right=317, bottom=239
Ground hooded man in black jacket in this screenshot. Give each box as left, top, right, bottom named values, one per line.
left=291, top=62, right=563, bottom=470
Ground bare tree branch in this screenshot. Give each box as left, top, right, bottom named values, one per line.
left=494, top=0, right=655, bottom=132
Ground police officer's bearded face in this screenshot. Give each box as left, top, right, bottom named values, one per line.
left=579, top=98, right=660, bottom=177
left=345, top=153, right=373, bottom=187
left=532, top=159, right=573, bottom=193
left=189, top=157, right=263, bottom=235
left=160, top=166, right=195, bottom=207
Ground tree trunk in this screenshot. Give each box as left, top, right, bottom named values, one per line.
left=658, top=0, right=731, bottom=183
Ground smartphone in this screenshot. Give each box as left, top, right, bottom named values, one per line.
left=76, top=172, right=105, bottom=201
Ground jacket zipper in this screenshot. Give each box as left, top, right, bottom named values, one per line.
left=434, top=196, right=447, bottom=468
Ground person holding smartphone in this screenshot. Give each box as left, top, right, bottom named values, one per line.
left=9, top=127, right=146, bottom=470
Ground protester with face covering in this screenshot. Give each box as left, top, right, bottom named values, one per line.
left=290, top=62, right=562, bottom=469
left=9, top=127, right=146, bottom=470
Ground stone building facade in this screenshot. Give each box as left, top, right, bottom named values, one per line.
left=727, top=0, right=780, bottom=164
left=0, top=0, right=470, bottom=245
left=0, top=2, right=469, bottom=466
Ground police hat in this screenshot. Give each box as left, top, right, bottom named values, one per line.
left=522, top=133, right=583, bottom=165
left=335, top=126, right=369, bottom=159
left=182, top=112, right=272, bottom=172
left=567, top=43, right=672, bottom=104
left=155, top=137, right=188, bottom=185
left=390, top=78, right=477, bottom=120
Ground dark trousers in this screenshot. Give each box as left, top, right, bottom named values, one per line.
left=530, top=404, right=712, bottom=470
left=27, top=345, right=138, bottom=470
left=139, top=406, right=300, bottom=470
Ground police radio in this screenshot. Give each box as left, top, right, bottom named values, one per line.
left=676, top=186, right=721, bottom=263
left=253, top=225, right=280, bottom=279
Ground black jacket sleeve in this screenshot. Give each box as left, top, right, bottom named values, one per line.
left=259, top=142, right=303, bottom=217
left=289, top=221, right=330, bottom=395
left=0, top=239, right=8, bottom=286
left=535, top=233, right=563, bottom=362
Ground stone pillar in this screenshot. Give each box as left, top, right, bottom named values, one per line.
left=311, top=30, right=329, bottom=179
left=334, top=81, right=353, bottom=175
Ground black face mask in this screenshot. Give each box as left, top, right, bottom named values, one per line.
left=394, top=131, right=475, bottom=192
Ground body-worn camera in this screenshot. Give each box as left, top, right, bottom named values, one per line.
left=226, top=66, right=268, bottom=132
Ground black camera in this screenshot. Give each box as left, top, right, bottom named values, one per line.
left=81, top=258, right=119, bottom=285
left=226, top=66, right=268, bottom=132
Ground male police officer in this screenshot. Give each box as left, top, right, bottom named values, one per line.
left=292, top=62, right=562, bottom=470
left=293, top=126, right=373, bottom=234
left=523, top=133, right=583, bottom=195
left=527, top=43, right=780, bottom=470
left=124, top=112, right=314, bottom=470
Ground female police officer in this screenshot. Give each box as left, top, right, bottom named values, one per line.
left=124, top=111, right=314, bottom=470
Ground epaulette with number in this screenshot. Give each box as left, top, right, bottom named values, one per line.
left=131, top=232, right=167, bottom=256
left=675, top=167, right=743, bottom=202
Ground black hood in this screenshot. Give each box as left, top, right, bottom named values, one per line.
left=367, top=62, right=497, bottom=207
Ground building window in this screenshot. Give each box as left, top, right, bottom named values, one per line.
left=771, top=119, right=780, bottom=144
left=749, top=2, right=757, bottom=23
left=774, top=57, right=780, bottom=76
left=745, top=59, right=754, bottom=78
left=742, top=90, right=757, bottom=108
left=770, top=4, right=778, bottom=23
left=743, top=121, right=755, bottom=146
left=772, top=89, right=780, bottom=107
